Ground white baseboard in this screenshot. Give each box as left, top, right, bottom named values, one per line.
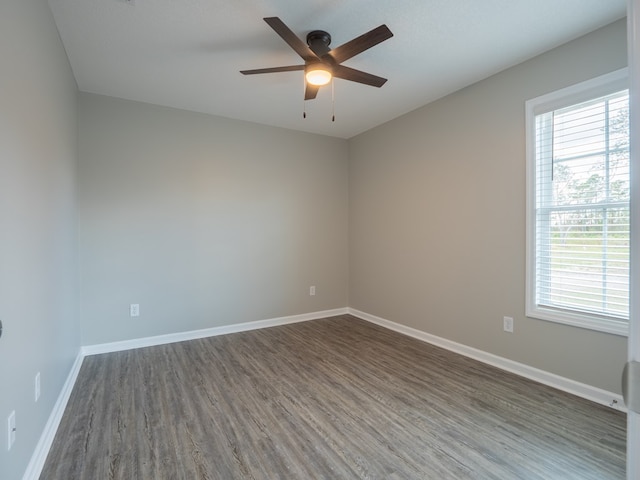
left=348, top=308, right=626, bottom=412
left=81, top=308, right=349, bottom=356
left=23, top=350, right=85, bottom=480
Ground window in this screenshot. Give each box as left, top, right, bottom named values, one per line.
left=526, top=69, right=629, bottom=336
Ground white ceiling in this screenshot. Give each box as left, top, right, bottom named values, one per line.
left=47, top=0, right=626, bottom=139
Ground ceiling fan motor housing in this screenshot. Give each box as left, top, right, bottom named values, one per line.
left=306, top=30, right=331, bottom=56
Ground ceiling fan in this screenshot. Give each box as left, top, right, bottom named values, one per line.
left=240, top=17, right=393, bottom=101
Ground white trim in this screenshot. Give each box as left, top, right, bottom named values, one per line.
left=22, top=351, right=85, bottom=480
left=525, top=69, right=631, bottom=337
left=81, top=308, right=349, bottom=356
left=627, top=0, right=640, bottom=477
left=526, top=68, right=628, bottom=115
left=527, top=306, right=629, bottom=337
left=348, top=308, right=626, bottom=412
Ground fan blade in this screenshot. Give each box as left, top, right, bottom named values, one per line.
left=240, top=65, right=305, bottom=75
left=333, top=65, right=387, bottom=87
left=264, top=17, right=318, bottom=62
left=327, top=25, right=393, bottom=64
left=305, top=83, right=320, bottom=100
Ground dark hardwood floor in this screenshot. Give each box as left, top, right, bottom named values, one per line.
left=41, top=315, right=626, bottom=479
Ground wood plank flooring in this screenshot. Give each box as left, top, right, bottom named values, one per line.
left=41, top=315, right=626, bottom=479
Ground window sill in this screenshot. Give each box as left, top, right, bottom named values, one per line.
left=526, top=305, right=628, bottom=337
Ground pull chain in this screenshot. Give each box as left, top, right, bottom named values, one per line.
left=331, top=79, right=335, bottom=122
left=303, top=75, right=307, bottom=119
left=301, top=76, right=336, bottom=121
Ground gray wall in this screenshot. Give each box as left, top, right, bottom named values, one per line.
left=0, top=8, right=629, bottom=477
left=348, top=19, right=628, bottom=394
left=78, top=94, right=349, bottom=345
left=0, top=0, right=79, bottom=478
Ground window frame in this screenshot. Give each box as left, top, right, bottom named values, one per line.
left=525, top=68, right=629, bottom=337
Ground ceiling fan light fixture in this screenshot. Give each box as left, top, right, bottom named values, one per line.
left=305, top=67, right=332, bottom=86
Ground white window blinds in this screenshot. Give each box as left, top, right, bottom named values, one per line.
left=527, top=75, right=629, bottom=335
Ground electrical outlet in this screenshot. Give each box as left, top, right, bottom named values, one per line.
left=309, top=286, right=316, bottom=296
left=503, top=316, right=514, bottom=333
left=35, top=372, right=41, bottom=402
left=7, top=411, right=15, bottom=451
left=130, top=304, right=140, bottom=317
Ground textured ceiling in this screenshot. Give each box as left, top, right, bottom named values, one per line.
left=47, top=0, right=626, bottom=138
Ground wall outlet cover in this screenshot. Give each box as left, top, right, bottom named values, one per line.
left=35, top=372, right=41, bottom=402
left=503, top=316, right=514, bottom=333
left=8, top=411, right=15, bottom=451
